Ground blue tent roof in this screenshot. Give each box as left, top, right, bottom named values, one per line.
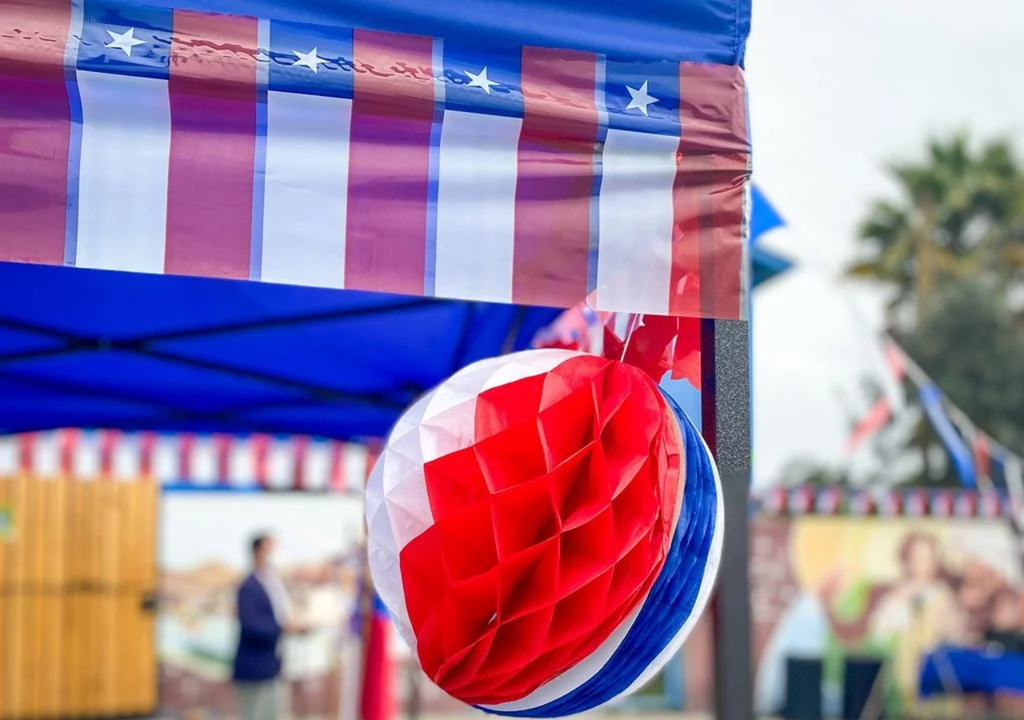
left=0, top=188, right=788, bottom=439
left=0, top=262, right=559, bottom=438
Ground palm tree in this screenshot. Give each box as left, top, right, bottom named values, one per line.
left=845, top=132, right=1024, bottom=326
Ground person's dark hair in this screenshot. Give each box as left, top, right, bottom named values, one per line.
left=251, top=533, right=271, bottom=559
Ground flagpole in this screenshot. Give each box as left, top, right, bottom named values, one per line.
left=703, top=318, right=753, bottom=720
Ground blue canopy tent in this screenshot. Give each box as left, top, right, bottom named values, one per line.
left=0, top=190, right=785, bottom=438
left=0, top=261, right=560, bottom=437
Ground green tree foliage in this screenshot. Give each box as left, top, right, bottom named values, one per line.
left=847, top=132, right=1024, bottom=325
left=899, top=279, right=1024, bottom=454
left=844, top=132, right=1024, bottom=484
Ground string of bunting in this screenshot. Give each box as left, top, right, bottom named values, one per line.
left=0, top=429, right=373, bottom=492
left=753, top=485, right=1011, bottom=520
left=847, top=337, right=1024, bottom=524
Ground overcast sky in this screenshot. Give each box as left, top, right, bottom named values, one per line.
left=744, top=0, right=1024, bottom=488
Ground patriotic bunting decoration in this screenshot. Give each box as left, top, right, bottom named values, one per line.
left=0, top=428, right=371, bottom=491
left=365, top=349, right=722, bottom=715
left=0, top=0, right=751, bottom=318
left=849, top=338, right=1024, bottom=526
left=755, top=486, right=1010, bottom=520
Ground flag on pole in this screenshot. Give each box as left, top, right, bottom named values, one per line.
left=845, top=339, right=907, bottom=454
left=0, top=0, right=751, bottom=318
left=919, top=385, right=977, bottom=486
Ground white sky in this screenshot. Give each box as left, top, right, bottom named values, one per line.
left=161, top=494, right=363, bottom=570
left=745, top=0, right=1024, bottom=487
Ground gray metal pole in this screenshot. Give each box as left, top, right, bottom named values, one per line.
left=701, top=318, right=753, bottom=720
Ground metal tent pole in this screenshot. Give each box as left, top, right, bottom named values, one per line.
left=701, top=318, right=753, bottom=720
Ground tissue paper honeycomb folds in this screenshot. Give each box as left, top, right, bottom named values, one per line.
left=366, top=350, right=686, bottom=705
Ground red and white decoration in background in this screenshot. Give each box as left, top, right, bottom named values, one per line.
left=0, top=429, right=373, bottom=491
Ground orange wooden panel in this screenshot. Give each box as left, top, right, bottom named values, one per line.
left=0, top=476, right=9, bottom=718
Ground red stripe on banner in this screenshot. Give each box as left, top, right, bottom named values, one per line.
left=166, top=11, right=258, bottom=279
left=18, top=433, right=35, bottom=473
left=292, top=436, right=308, bottom=491
left=0, top=0, right=71, bottom=265
left=140, top=432, right=156, bottom=479
left=845, top=397, right=892, bottom=455
left=345, top=31, right=434, bottom=294
left=884, top=340, right=907, bottom=380
left=253, top=434, right=269, bottom=488
left=59, top=430, right=77, bottom=475
left=179, top=434, right=194, bottom=481
left=99, top=430, right=117, bottom=478
left=974, top=434, right=991, bottom=484
left=329, top=442, right=345, bottom=492
left=512, top=48, right=598, bottom=307
left=214, top=434, right=232, bottom=485
left=673, top=63, right=749, bottom=319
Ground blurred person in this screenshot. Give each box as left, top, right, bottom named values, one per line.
left=868, top=532, right=963, bottom=710
left=232, top=533, right=303, bottom=720
left=983, top=588, right=1024, bottom=654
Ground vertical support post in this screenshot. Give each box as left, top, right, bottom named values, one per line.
left=701, top=318, right=753, bottom=720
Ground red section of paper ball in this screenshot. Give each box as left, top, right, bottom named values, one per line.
left=398, top=355, right=683, bottom=705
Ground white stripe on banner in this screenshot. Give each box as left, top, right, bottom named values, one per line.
left=266, top=438, right=295, bottom=490
left=190, top=437, right=219, bottom=486
left=112, top=434, right=141, bottom=480
left=75, top=71, right=170, bottom=273
left=302, top=440, right=331, bottom=492
left=0, top=437, right=16, bottom=475
left=343, top=443, right=369, bottom=493
left=596, top=129, right=677, bottom=314
left=434, top=110, right=521, bottom=302
left=153, top=436, right=180, bottom=484
left=228, top=437, right=256, bottom=486
left=73, top=431, right=101, bottom=480
left=1005, top=454, right=1024, bottom=523
left=262, top=91, right=351, bottom=288
left=33, top=433, right=60, bottom=478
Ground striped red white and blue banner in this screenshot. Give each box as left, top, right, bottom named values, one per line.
left=0, top=0, right=751, bottom=318
left=0, top=428, right=372, bottom=491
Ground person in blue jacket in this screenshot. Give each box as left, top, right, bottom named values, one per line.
left=233, top=533, right=301, bottom=720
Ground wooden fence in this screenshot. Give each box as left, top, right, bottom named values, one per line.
left=0, top=475, right=158, bottom=718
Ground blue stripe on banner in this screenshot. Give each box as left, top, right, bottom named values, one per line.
left=267, top=19, right=355, bottom=98
left=423, top=37, right=445, bottom=296
left=115, top=0, right=748, bottom=66
left=63, top=0, right=87, bottom=266
left=920, top=384, right=977, bottom=487
left=484, top=389, right=717, bottom=717
left=79, top=1, right=173, bottom=79
left=587, top=56, right=607, bottom=295
left=249, top=17, right=270, bottom=280
left=441, top=39, right=523, bottom=119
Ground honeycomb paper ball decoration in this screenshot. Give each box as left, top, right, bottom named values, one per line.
left=365, top=349, right=723, bottom=717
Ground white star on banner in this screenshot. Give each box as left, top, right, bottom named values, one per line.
left=105, top=27, right=145, bottom=57
left=625, top=80, right=659, bottom=116
left=466, top=67, right=499, bottom=94
left=293, top=47, right=327, bottom=73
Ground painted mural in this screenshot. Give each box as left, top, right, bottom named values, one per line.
left=741, top=517, right=1024, bottom=716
